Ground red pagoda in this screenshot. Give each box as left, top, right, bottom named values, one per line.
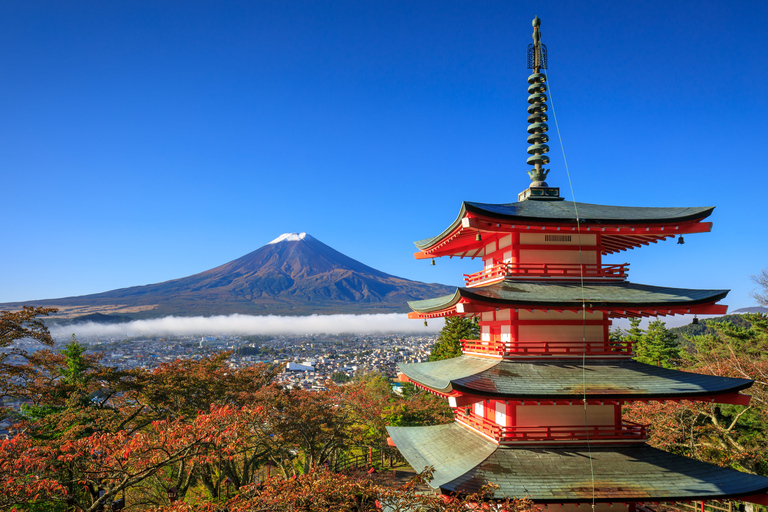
left=387, top=17, right=768, bottom=509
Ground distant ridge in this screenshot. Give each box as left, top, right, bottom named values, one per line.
left=731, top=307, right=768, bottom=314
left=1, top=233, right=454, bottom=320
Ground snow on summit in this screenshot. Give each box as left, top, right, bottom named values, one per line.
left=268, top=232, right=312, bottom=244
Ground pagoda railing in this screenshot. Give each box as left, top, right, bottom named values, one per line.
left=455, top=411, right=647, bottom=444
left=460, top=339, right=633, bottom=357
left=464, top=262, right=628, bottom=286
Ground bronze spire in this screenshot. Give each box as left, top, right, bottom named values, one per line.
left=519, top=16, right=562, bottom=201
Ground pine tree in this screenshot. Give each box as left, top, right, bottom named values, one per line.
left=429, top=317, right=480, bottom=362
left=61, top=335, right=88, bottom=385
left=634, top=318, right=681, bottom=368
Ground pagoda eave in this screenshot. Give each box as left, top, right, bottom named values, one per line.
left=387, top=423, right=768, bottom=503
left=407, top=302, right=727, bottom=320
left=397, top=356, right=754, bottom=402
left=414, top=202, right=715, bottom=258
left=408, top=283, right=729, bottom=319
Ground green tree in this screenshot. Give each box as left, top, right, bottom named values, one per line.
left=429, top=317, right=480, bottom=362
left=331, top=371, right=352, bottom=383
left=627, top=313, right=768, bottom=475
left=634, top=319, right=681, bottom=368
left=61, top=335, right=88, bottom=385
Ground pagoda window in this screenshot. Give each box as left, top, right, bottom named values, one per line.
left=494, top=401, right=511, bottom=426
left=474, top=401, right=484, bottom=418
left=520, top=233, right=597, bottom=246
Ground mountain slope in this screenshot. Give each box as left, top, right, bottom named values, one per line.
left=2, top=233, right=454, bottom=318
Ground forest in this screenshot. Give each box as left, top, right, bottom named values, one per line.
left=1, top=305, right=768, bottom=511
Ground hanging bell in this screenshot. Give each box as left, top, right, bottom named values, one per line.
left=677, top=236, right=685, bottom=245
left=475, top=232, right=482, bottom=242
left=431, top=259, right=435, bottom=266
left=692, top=316, right=699, bottom=325
left=424, top=320, right=428, bottom=327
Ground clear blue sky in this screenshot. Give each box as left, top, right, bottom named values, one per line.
left=2, top=1, right=767, bottom=313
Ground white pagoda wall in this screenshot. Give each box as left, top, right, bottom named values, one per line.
left=516, top=404, right=617, bottom=427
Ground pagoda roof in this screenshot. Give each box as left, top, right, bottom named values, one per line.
left=414, top=201, right=714, bottom=257
left=398, top=356, right=752, bottom=400
left=387, top=423, right=768, bottom=502
left=407, top=281, right=728, bottom=318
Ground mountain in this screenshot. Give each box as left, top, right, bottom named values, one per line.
left=2, top=233, right=454, bottom=320
left=731, top=307, right=768, bottom=314
left=669, top=314, right=756, bottom=342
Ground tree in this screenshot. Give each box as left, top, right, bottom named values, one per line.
left=429, top=317, right=480, bottom=362
left=625, top=314, right=768, bottom=476
left=0, top=306, right=57, bottom=348
left=201, top=467, right=535, bottom=512
left=751, top=269, right=768, bottom=307
left=137, top=354, right=280, bottom=421
left=61, top=335, right=89, bottom=385
left=249, top=385, right=352, bottom=477
left=634, top=319, right=681, bottom=368
left=0, top=307, right=58, bottom=406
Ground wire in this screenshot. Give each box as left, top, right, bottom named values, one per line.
left=545, top=69, right=597, bottom=510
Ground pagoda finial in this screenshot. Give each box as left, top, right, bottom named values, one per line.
left=519, top=16, right=562, bottom=201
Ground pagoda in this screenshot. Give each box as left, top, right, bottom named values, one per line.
left=387, top=17, right=768, bottom=510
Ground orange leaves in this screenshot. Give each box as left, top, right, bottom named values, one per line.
left=0, top=434, right=67, bottom=509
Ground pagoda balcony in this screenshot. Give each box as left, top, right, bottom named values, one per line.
left=460, top=338, right=633, bottom=358
left=463, top=262, right=629, bottom=287
left=455, top=410, right=648, bottom=445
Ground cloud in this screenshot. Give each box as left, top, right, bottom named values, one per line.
left=50, top=313, right=443, bottom=338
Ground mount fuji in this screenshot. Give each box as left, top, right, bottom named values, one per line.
left=2, top=233, right=453, bottom=320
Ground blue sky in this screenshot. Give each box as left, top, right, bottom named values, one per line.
left=2, top=1, right=767, bottom=314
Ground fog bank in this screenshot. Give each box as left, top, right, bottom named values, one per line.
left=50, top=313, right=443, bottom=338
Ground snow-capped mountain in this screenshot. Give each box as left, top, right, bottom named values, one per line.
left=4, top=234, right=453, bottom=319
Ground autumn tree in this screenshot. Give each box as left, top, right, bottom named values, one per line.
left=10, top=338, right=137, bottom=441
left=429, top=317, right=480, bottom=361
left=150, top=467, right=535, bottom=512
left=625, top=313, right=768, bottom=475
left=342, top=373, right=452, bottom=452
left=0, top=306, right=57, bottom=404
left=137, top=354, right=280, bottom=420
left=0, top=306, right=57, bottom=348
left=245, top=385, right=352, bottom=478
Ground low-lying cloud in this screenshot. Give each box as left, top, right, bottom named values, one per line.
left=50, top=313, right=443, bottom=338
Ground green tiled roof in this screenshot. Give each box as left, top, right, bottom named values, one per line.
left=388, top=423, right=768, bottom=502
left=407, top=282, right=729, bottom=313
left=414, top=201, right=714, bottom=250
left=399, top=356, right=752, bottom=399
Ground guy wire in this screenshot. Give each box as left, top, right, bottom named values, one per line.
left=544, top=69, right=597, bottom=510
